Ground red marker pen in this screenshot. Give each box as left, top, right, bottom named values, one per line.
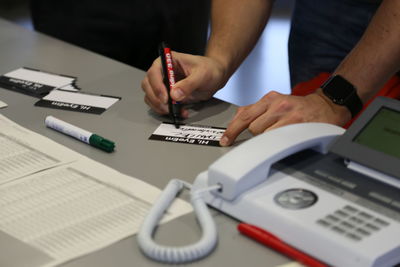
left=238, top=223, right=328, bottom=267
left=159, top=42, right=182, bottom=128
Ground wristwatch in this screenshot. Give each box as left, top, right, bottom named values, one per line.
left=321, top=75, right=363, bottom=118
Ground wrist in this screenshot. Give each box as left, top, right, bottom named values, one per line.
left=315, top=88, right=352, bottom=124
left=206, top=55, right=231, bottom=89
left=205, top=45, right=238, bottom=86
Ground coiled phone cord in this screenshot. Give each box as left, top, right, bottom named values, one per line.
left=137, top=179, right=221, bottom=264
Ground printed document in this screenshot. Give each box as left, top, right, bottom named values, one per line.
left=0, top=114, right=191, bottom=267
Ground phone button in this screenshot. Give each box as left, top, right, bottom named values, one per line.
left=274, top=188, right=318, bottom=209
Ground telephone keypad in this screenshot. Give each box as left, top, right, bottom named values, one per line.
left=316, top=205, right=390, bottom=241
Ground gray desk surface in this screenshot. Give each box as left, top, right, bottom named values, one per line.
left=0, top=18, right=290, bottom=267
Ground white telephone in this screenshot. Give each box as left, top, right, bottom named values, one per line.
left=139, top=120, right=400, bottom=266
left=137, top=123, right=342, bottom=263
left=194, top=122, right=400, bottom=267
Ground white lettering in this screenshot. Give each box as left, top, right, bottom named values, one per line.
left=51, top=101, right=79, bottom=109
left=197, top=140, right=209, bottom=145
left=165, top=136, right=196, bottom=144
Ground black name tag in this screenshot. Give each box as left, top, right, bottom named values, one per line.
left=34, top=100, right=106, bottom=114
left=149, top=122, right=226, bottom=147
left=0, top=76, right=55, bottom=97
left=0, top=67, right=76, bottom=97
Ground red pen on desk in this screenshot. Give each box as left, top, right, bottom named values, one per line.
left=238, top=223, right=328, bottom=267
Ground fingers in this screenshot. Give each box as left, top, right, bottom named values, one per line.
left=219, top=90, right=350, bottom=147
left=171, top=74, right=203, bottom=102
left=142, top=76, right=168, bottom=114
left=170, top=52, right=224, bottom=103
left=247, top=95, right=294, bottom=134
left=181, top=108, right=190, bottom=119
left=219, top=101, right=268, bottom=146
left=170, top=56, right=208, bottom=102
left=141, top=58, right=169, bottom=115
left=219, top=91, right=282, bottom=147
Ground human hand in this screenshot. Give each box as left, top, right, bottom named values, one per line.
left=219, top=89, right=352, bottom=146
left=141, top=51, right=228, bottom=117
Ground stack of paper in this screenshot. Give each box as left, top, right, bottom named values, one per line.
left=0, top=114, right=191, bottom=267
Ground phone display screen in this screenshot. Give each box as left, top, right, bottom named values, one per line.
left=353, top=107, right=400, bottom=159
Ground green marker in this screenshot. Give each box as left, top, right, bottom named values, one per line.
left=45, top=115, right=115, bottom=152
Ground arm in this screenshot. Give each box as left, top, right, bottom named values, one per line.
left=220, top=0, right=400, bottom=146
left=141, top=0, right=274, bottom=116
left=205, top=0, right=274, bottom=81
left=332, top=0, right=400, bottom=102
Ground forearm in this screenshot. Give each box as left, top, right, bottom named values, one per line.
left=334, top=0, right=400, bottom=103
left=206, top=0, right=274, bottom=84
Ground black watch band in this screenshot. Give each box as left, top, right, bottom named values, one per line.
left=321, top=75, right=363, bottom=118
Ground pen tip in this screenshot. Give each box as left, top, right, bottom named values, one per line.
left=172, top=117, right=180, bottom=129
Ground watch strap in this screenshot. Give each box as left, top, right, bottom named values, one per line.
left=344, top=90, right=363, bottom=118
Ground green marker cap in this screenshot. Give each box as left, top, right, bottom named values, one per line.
left=89, top=134, right=115, bottom=152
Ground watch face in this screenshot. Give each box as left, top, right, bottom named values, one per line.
left=322, top=75, right=356, bottom=105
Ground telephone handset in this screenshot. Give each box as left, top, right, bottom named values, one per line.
left=208, top=123, right=345, bottom=200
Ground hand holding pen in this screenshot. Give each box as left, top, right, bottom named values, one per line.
left=141, top=45, right=225, bottom=122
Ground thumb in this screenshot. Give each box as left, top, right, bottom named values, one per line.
left=170, top=74, right=202, bottom=102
